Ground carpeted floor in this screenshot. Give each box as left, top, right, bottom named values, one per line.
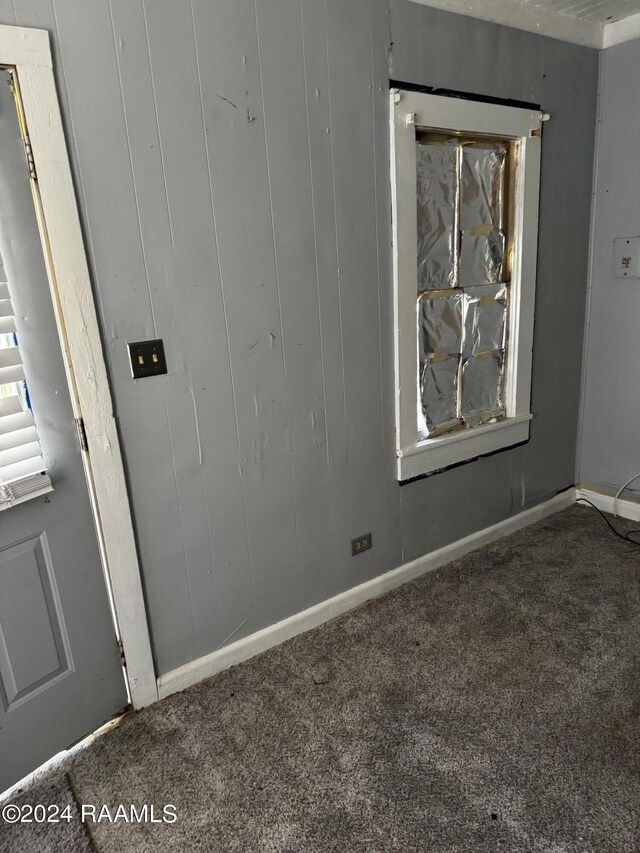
left=0, top=775, right=94, bottom=853
left=3, top=504, right=640, bottom=852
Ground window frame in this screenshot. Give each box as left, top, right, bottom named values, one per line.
left=390, top=89, right=543, bottom=481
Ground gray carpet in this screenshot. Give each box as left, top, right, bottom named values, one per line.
left=0, top=774, right=94, bottom=853
left=5, top=504, right=640, bottom=852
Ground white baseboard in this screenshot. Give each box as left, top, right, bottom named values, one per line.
left=157, top=488, right=576, bottom=700
left=575, top=486, right=640, bottom=522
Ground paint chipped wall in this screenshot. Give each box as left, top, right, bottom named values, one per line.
left=0, top=0, right=598, bottom=676
left=579, top=39, right=640, bottom=498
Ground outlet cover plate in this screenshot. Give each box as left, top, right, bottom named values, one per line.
left=351, top=533, right=372, bottom=556
left=613, top=236, right=640, bottom=279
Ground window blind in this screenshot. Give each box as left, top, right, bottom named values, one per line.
left=0, top=272, right=51, bottom=509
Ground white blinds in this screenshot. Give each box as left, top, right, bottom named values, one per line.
left=0, top=265, right=51, bottom=509
left=0, top=281, right=17, bottom=334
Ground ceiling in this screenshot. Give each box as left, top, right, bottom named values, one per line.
left=410, top=0, right=640, bottom=47
left=539, top=0, right=640, bottom=24
left=530, top=0, right=640, bottom=24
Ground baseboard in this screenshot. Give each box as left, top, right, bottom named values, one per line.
left=575, top=486, right=640, bottom=522
left=157, top=488, right=576, bottom=700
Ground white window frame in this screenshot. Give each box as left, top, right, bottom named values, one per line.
left=390, top=90, right=543, bottom=481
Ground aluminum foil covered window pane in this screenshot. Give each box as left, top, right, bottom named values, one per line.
left=414, top=132, right=513, bottom=438
left=416, top=139, right=458, bottom=292
left=418, top=293, right=462, bottom=435
left=418, top=292, right=463, bottom=356
left=459, top=144, right=507, bottom=286
left=460, top=350, right=505, bottom=426
left=420, top=354, right=461, bottom=434
left=462, top=285, right=508, bottom=358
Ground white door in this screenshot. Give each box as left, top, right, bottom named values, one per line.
left=0, top=69, right=128, bottom=792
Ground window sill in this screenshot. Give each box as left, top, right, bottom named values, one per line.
left=397, top=414, right=532, bottom=481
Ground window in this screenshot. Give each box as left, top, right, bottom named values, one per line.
left=0, top=253, right=51, bottom=508
left=390, top=90, right=543, bottom=481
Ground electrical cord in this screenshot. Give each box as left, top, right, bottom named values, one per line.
left=614, top=471, right=640, bottom=517
left=576, top=497, right=640, bottom=548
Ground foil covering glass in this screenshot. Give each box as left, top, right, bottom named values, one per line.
left=462, top=285, right=508, bottom=358
left=418, top=293, right=462, bottom=435
left=459, top=144, right=507, bottom=286
left=419, top=292, right=463, bottom=356
left=415, top=137, right=511, bottom=437
left=415, top=139, right=458, bottom=292
left=420, top=354, right=461, bottom=434
left=461, top=350, right=505, bottom=426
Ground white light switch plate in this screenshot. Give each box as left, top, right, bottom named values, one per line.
left=613, top=236, right=640, bottom=278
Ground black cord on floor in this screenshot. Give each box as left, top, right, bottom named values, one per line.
left=575, top=498, right=640, bottom=548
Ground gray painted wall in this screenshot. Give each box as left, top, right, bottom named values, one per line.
left=579, top=40, right=640, bottom=498
left=1, top=0, right=598, bottom=677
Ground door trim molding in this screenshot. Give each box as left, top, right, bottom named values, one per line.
left=158, top=488, right=576, bottom=699
left=0, top=24, right=157, bottom=708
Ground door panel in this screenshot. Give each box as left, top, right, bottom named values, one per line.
left=0, top=533, right=71, bottom=709
left=0, top=70, right=128, bottom=791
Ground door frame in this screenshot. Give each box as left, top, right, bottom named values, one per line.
left=0, top=24, right=158, bottom=709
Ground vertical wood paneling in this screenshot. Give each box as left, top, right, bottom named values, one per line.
left=192, top=0, right=301, bottom=630
left=326, top=0, right=390, bottom=589
left=109, top=0, right=256, bottom=652
left=104, top=0, right=203, bottom=669
left=118, top=392, right=198, bottom=669
left=136, top=0, right=262, bottom=658
left=495, top=25, right=542, bottom=105
left=389, top=0, right=419, bottom=81
left=255, top=0, right=323, bottom=443
left=255, top=0, right=338, bottom=612
left=371, top=0, right=404, bottom=569
left=48, top=0, right=197, bottom=673
left=299, top=0, right=353, bottom=604
left=522, top=39, right=598, bottom=502
left=51, top=0, right=156, bottom=350
left=6, top=0, right=598, bottom=676
left=114, top=0, right=225, bottom=663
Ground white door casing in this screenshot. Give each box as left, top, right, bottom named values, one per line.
left=0, top=24, right=157, bottom=709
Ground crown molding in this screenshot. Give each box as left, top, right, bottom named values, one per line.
left=603, top=11, right=640, bottom=49
left=408, top=0, right=640, bottom=50
left=407, top=0, right=602, bottom=48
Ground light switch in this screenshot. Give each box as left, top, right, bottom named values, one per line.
left=128, top=339, right=167, bottom=379
left=613, top=236, right=640, bottom=279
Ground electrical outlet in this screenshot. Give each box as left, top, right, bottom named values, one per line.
left=128, top=339, right=167, bottom=379
left=351, top=533, right=372, bottom=556
left=613, top=236, right=640, bottom=279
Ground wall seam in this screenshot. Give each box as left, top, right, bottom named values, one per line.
left=253, top=0, right=304, bottom=615
left=107, top=0, right=158, bottom=338
left=575, top=46, right=604, bottom=483
left=189, top=0, right=249, bottom=644
left=49, top=0, right=109, bottom=338
left=140, top=0, right=174, bottom=247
